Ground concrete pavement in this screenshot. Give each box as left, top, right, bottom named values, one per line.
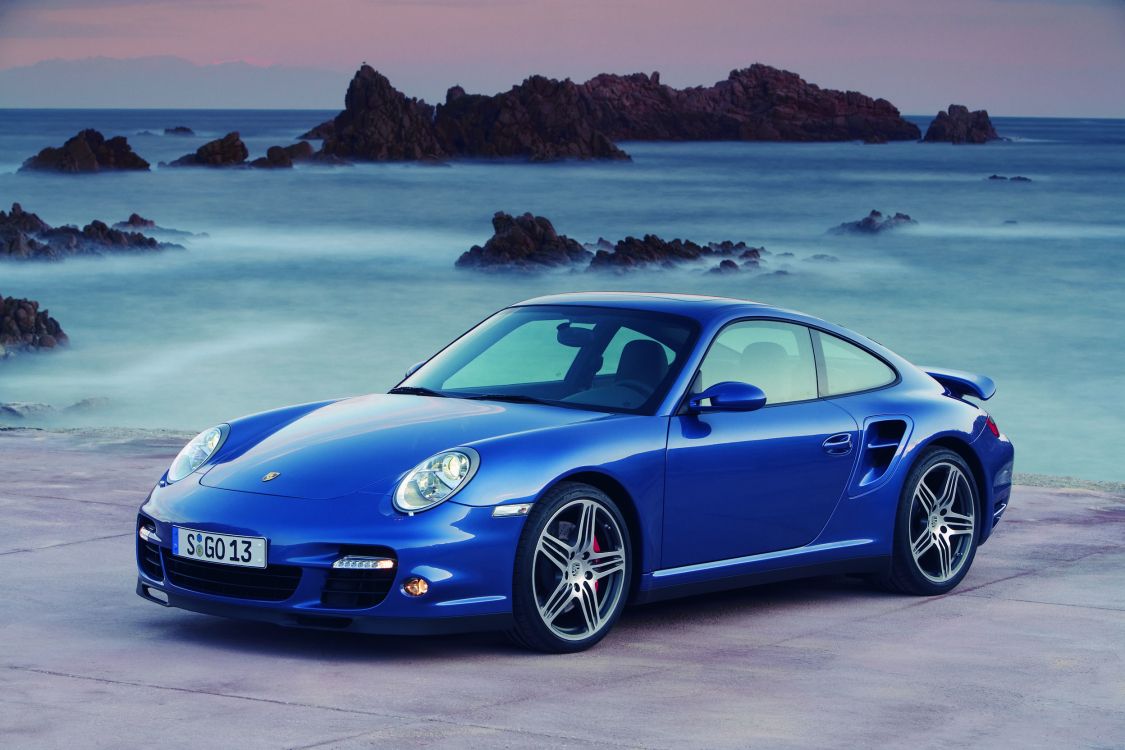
left=1, top=429, right=1123, bottom=749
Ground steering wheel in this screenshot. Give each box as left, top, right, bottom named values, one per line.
left=615, top=379, right=652, bottom=397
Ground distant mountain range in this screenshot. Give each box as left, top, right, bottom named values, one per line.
left=0, top=57, right=347, bottom=109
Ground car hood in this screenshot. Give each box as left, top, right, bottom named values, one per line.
left=199, top=394, right=611, bottom=500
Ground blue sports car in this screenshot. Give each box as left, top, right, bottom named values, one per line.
left=137, top=293, right=1014, bottom=652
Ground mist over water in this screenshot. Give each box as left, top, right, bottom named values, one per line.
left=1, top=111, right=1123, bottom=481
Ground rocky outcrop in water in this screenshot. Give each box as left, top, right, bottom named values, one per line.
left=580, top=66, right=920, bottom=142
left=1, top=203, right=179, bottom=260
left=455, top=212, right=764, bottom=273
left=307, top=63, right=919, bottom=163
left=19, top=129, right=150, bottom=173
left=164, top=126, right=194, bottom=136
left=166, top=132, right=249, bottom=167
left=114, top=213, right=155, bottom=229
left=831, top=210, right=917, bottom=234
left=589, top=236, right=762, bottom=271
left=923, top=105, right=999, bottom=144
left=319, top=67, right=447, bottom=161
left=0, top=293, right=68, bottom=356
left=433, top=77, right=628, bottom=161
left=299, top=120, right=335, bottom=140
left=249, top=141, right=315, bottom=168
left=988, top=174, right=1031, bottom=182
left=111, top=213, right=203, bottom=239
left=455, top=212, right=592, bottom=271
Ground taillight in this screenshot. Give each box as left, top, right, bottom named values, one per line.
left=986, top=415, right=1000, bottom=438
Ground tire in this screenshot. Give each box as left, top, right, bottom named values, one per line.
left=880, top=448, right=980, bottom=595
left=508, top=482, right=632, bottom=653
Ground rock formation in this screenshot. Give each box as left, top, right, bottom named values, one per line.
left=455, top=212, right=765, bottom=273
left=433, top=76, right=628, bottom=161
left=589, top=236, right=761, bottom=271
left=114, top=213, right=156, bottom=229
left=580, top=66, right=920, bottom=142
left=923, top=105, right=999, bottom=144
left=1, top=203, right=179, bottom=260
left=455, top=212, right=592, bottom=271
left=166, top=132, right=249, bottom=166
left=249, top=141, right=315, bottom=168
left=0, top=293, right=68, bottom=356
left=299, top=120, right=335, bottom=140
left=164, top=126, right=194, bottom=136
left=831, top=210, right=917, bottom=234
left=19, top=129, right=150, bottom=173
left=305, top=63, right=920, bottom=163
left=319, top=66, right=447, bottom=161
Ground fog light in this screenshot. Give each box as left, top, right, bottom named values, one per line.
left=333, top=556, right=395, bottom=570
left=138, top=525, right=161, bottom=543
left=402, top=577, right=429, bottom=597
left=145, top=586, right=169, bottom=603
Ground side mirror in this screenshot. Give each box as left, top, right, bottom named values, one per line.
left=404, top=361, right=425, bottom=378
left=687, top=381, right=767, bottom=413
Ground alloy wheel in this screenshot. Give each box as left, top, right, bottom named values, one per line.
left=909, top=461, right=976, bottom=583
left=532, top=498, right=628, bottom=641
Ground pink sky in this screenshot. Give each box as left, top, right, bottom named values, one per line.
left=1, top=0, right=1123, bottom=115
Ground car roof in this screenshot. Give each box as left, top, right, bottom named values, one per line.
left=513, top=292, right=776, bottom=323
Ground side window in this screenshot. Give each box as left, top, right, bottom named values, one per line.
left=814, top=331, right=896, bottom=396
left=697, top=321, right=818, bottom=405
left=597, top=327, right=673, bottom=377
left=444, top=319, right=579, bottom=388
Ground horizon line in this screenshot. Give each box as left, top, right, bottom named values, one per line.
left=1, top=106, right=1122, bottom=121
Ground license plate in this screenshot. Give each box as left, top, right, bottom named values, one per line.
left=173, top=527, right=267, bottom=569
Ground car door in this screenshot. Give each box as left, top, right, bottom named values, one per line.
left=662, top=320, right=859, bottom=568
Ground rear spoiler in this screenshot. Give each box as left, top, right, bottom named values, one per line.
left=921, top=367, right=996, bottom=401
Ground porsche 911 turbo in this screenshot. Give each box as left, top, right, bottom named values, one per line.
left=137, top=292, right=1013, bottom=652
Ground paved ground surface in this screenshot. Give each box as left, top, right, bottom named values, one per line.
left=2, top=429, right=1123, bottom=749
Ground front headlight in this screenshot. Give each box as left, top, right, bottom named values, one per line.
left=394, top=447, right=479, bottom=513
left=166, top=424, right=229, bottom=483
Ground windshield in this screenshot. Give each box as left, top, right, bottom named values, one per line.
left=397, top=305, right=699, bottom=414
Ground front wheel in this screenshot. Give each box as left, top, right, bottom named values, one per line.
left=508, top=482, right=632, bottom=653
left=881, top=448, right=980, bottom=595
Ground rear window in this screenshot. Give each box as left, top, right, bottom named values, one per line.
left=814, top=331, right=896, bottom=396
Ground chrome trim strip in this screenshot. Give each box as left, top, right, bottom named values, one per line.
left=652, top=539, right=873, bottom=579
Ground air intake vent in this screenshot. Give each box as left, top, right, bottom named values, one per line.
left=321, top=545, right=397, bottom=609
left=137, top=517, right=163, bottom=580
left=858, top=419, right=909, bottom=487
left=163, top=550, right=301, bottom=602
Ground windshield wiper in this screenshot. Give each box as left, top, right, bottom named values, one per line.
left=388, top=386, right=447, bottom=397
left=462, top=393, right=552, bottom=406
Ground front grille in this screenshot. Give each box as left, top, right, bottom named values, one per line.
left=320, top=567, right=396, bottom=609
left=162, top=549, right=301, bottom=602
left=137, top=518, right=163, bottom=580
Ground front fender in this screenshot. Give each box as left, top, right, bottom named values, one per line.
left=452, top=414, right=669, bottom=573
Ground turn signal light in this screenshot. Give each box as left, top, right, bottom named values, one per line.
left=402, top=577, right=430, bottom=597
left=493, top=503, right=532, bottom=518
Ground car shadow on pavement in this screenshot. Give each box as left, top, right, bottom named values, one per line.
left=146, top=574, right=894, bottom=661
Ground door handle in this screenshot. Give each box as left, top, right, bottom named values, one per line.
left=822, top=433, right=853, bottom=456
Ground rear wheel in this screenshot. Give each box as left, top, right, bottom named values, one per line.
left=881, top=448, right=979, bottom=595
left=509, top=482, right=631, bottom=653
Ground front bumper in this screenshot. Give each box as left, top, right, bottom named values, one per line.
left=136, top=479, right=524, bottom=634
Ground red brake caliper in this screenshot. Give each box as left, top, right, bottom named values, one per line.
left=592, top=531, right=601, bottom=593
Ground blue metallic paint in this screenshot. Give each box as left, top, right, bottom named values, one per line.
left=138, top=292, right=1014, bottom=634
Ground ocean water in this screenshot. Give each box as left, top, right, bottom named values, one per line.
left=0, top=110, right=1122, bottom=481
